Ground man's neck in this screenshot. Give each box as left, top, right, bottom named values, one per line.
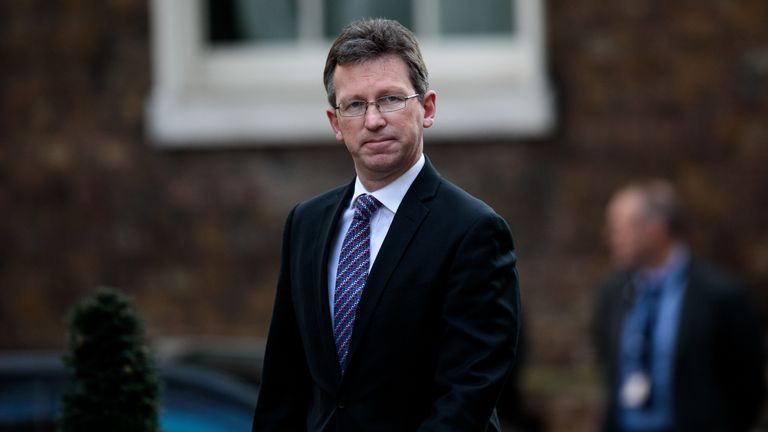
left=359, top=174, right=402, bottom=193
left=642, top=241, right=683, bottom=271
left=356, top=154, right=423, bottom=192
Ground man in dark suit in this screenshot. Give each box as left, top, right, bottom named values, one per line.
left=593, top=180, right=765, bottom=432
left=252, top=19, right=520, bottom=431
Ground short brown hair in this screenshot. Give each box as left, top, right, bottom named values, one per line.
left=621, top=179, right=687, bottom=237
left=323, top=18, right=429, bottom=107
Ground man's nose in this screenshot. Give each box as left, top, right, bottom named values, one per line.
left=364, top=103, right=386, bottom=129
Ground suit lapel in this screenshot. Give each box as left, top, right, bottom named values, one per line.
left=315, top=182, right=354, bottom=382
left=345, top=160, right=441, bottom=371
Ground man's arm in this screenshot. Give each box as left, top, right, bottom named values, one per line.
left=418, top=212, right=520, bottom=432
left=252, top=207, right=311, bottom=431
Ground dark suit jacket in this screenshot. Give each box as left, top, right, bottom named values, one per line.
left=593, top=259, right=766, bottom=432
left=252, top=159, right=520, bottom=431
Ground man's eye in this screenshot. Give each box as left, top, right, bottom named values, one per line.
left=379, top=95, right=402, bottom=105
left=345, top=101, right=366, bottom=110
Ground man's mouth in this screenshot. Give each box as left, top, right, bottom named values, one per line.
left=364, top=136, right=395, bottom=146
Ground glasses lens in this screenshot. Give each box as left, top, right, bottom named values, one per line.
left=377, top=95, right=406, bottom=113
left=342, top=101, right=366, bottom=116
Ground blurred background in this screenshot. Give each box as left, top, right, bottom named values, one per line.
left=1, top=0, right=768, bottom=431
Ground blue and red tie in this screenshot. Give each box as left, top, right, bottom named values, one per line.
left=333, top=193, right=381, bottom=374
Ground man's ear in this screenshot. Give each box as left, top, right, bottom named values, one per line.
left=326, top=108, right=344, bottom=141
left=421, top=90, right=437, bottom=129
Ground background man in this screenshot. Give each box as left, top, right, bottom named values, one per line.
left=593, top=179, right=765, bottom=432
left=252, top=18, right=520, bottom=431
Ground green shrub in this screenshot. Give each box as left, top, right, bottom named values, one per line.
left=58, top=287, right=160, bottom=432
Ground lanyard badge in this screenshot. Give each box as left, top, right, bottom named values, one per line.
left=621, top=371, right=652, bottom=408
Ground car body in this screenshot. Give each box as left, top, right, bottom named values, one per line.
left=0, top=352, right=259, bottom=432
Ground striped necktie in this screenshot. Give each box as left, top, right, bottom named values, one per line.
left=333, top=193, right=381, bottom=374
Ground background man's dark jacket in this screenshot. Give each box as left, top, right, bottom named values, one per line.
left=593, top=259, right=766, bottom=432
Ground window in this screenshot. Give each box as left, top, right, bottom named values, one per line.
left=147, top=0, right=554, bottom=147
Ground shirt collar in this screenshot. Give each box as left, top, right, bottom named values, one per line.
left=351, top=153, right=425, bottom=214
left=635, top=244, right=690, bottom=289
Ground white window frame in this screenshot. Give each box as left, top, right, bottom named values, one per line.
left=147, top=0, right=555, bottom=147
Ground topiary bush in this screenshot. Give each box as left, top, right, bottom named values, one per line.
left=58, top=287, right=160, bottom=432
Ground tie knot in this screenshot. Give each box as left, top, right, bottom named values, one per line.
left=353, top=194, right=381, bottom=221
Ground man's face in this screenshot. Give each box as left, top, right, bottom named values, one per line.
left=326, top=54, right=436, bottom=187
left=606, top=191, right=657, bottom=269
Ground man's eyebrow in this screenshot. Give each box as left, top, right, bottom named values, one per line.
left=339, top=87, right=411, bottom=102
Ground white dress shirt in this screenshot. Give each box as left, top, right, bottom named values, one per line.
left=328, top=154, right=426, bottom=325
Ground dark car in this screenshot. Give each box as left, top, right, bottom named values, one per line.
left=0, top=352, right=259, bottom=432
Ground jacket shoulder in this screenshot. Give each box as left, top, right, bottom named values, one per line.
left=432, top=177, right=502, bottom=223
left=291, top=183, right=349, bottom=218
left=686, top=258, right=750, bottom=300
left=598, top=270, right=633, bottom=293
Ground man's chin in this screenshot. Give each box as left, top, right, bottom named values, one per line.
left=362, top=157, right=398, bottom=172
left=354, top=137, right=391, bottom=154
left=356, top=153, right=407, bottom=176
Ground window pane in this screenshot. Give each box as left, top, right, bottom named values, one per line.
left=440, top=0, right=515, bottom=35
left=324, top=0, right=413, bottom=39
left=207, top=0, right=297, bottom=44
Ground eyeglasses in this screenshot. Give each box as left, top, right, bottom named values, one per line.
left=335, top=94, right=420, bottom=117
